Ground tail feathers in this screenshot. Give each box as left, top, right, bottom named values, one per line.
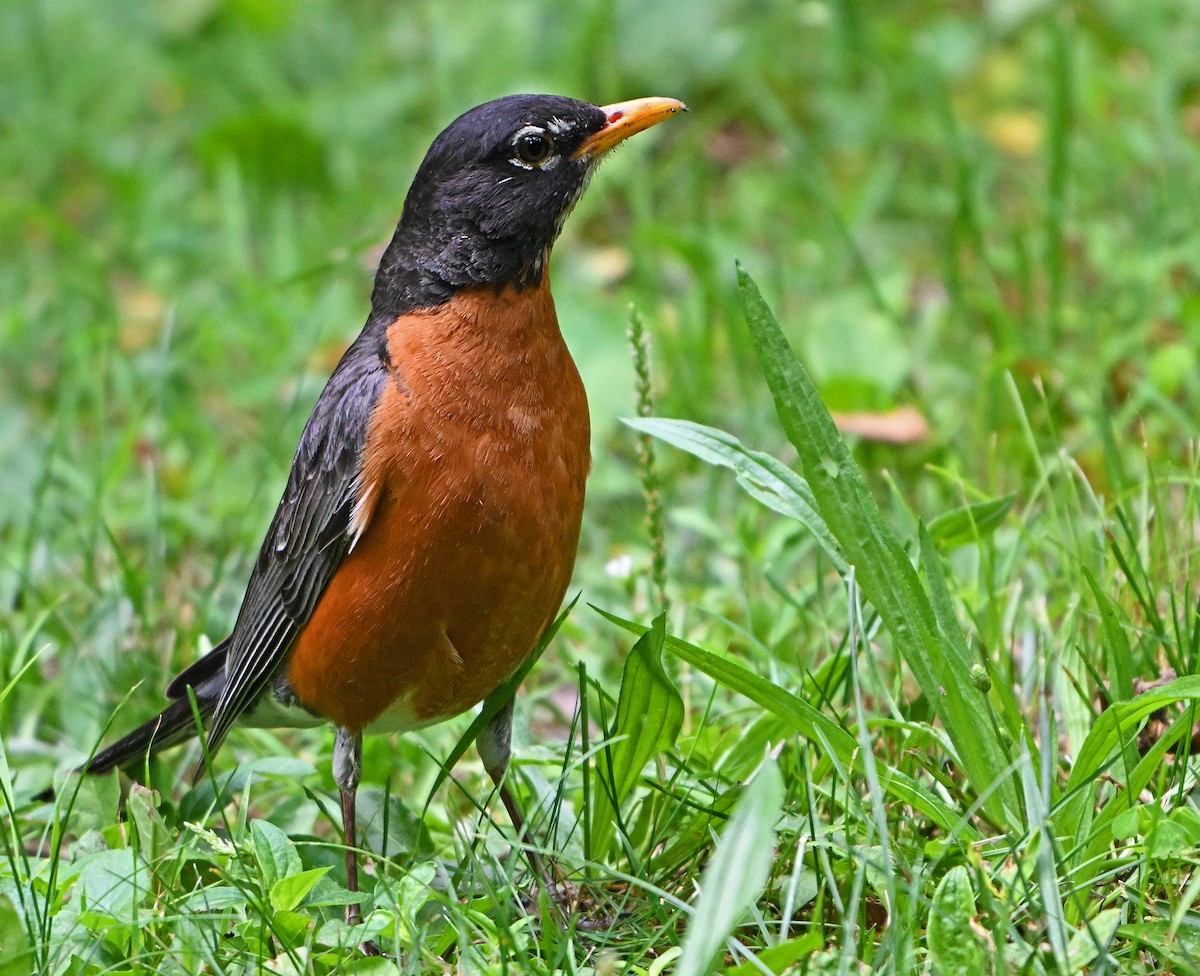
left=83, top=692, right=216, bottom=775
left=165, top=637, right=229, bottom=699
left=84, top=637, right=231, bottom=776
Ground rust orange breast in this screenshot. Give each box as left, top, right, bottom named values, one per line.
left=285, top=278, right=590, bottom=733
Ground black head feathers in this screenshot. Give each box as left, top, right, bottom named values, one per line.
left=370, top=94, right=685, bottom=319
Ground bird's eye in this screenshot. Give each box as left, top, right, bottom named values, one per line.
left=513, top=128, right=554, bottom=167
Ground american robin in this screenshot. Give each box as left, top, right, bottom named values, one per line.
left=73, top=93, right=685, bottom=938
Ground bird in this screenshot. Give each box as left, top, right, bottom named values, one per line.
left=69, top=93, right=685, bottom=943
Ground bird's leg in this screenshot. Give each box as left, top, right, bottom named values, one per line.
left=478, top=700, right=621, bottom=932
left=334, top=728, right=365, bottom=924
left=477, top=694, right=558, bottom=898
left=334, top=727, right=380, bottom=955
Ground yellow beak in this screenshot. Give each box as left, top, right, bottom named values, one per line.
left=572, top=97, right=687, bottom=160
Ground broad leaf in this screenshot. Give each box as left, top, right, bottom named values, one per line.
left=590, top=614, right=684, bottom=863
left=928, top=866, right=986, bottom=975
left=676, top=761, right=783, bottom=976
left=270, top=866, right=331, bottom=913
left=251, top=820, right=301, bottom=891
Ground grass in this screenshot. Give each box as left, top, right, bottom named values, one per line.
left=4, top=0, right=1200, bottom=972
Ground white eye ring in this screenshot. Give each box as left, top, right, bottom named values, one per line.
left=510, top=125, right=555, bottom=169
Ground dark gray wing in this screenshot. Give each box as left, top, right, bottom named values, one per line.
left=203, top=325, right=390, bottom=755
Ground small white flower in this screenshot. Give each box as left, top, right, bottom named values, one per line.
left=604, top=554, right=635, bottom=579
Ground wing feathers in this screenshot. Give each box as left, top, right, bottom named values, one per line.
left=202, top=323, right=392, bottom=755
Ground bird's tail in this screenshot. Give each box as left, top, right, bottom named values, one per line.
left=83, top=693, right=215, bottom=775
left=81, top=638, right=230, bottom=775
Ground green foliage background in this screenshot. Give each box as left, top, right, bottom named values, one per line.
left=3, top=0, right=1200, bottom=972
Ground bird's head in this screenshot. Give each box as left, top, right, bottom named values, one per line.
left=372, top=94, right=685, bottom=316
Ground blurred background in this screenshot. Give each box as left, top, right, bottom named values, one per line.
left=2, top=0, right=1200, bottom=861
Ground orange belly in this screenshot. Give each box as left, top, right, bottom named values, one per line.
left=285, top=280, right=589, bottom=733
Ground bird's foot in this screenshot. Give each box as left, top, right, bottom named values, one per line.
left=526, top=874, right=628, bottom=932
left=345, top=904, right=382, bottom=956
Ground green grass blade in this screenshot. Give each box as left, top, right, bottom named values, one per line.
left=1084, top=568, right=1135, bottom=703
left=736, top=264, right=1020, bottom=829
left=1068, top=707, right=1194, bottom=925
left=1066, top=675, right=1200, bottom=803
left=1063, top=674, right=1200, bottom=870
left=596, top=609, right=980, bottom=840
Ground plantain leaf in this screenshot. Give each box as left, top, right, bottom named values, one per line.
left=590, top=613, right=684, bottom=863
left=736, top=263, right=1020, bottom=830
left=928, top=866, right=987, bottom=975
left=926, top=493, right=1016, bottom=549
left=126, top=784, right=171, bottom=868
left=622, top=416, right=845, bottom=569
left=676, top=761, right=783, bottom=976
